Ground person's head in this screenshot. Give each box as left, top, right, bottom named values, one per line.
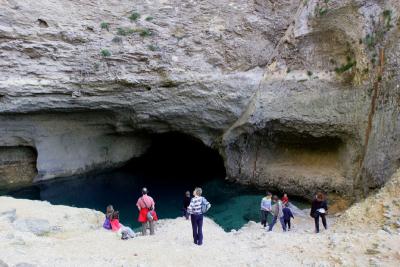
left=316, top=192, right=325, bottom=202
left=106, top=205, right=114, bottom=214
left=185, top=191, right=191, bottom=197
left=142, top=187, right=148, bottom=195
left=283, top=193, right=288, bottom=198
left=266, top=191, right=272, bottom=197
left=112, top=211, right=119, bottom=220
left=272, top=195, right=279, bottom=202
left=193, top=187, right=202, bottom=197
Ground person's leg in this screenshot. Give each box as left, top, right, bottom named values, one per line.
left=191, top=214, right=198, bottom=244
left=321, top=214, right=327, bottom=230
left=141, top=222, right=147, bottom=236
left=197, top=215, right=203, bottom=245
left=149, top=220, right=155, bottom=235
left=261, top=211, right=266, bottom=227
left=279, top=217, right=286, bottom=231
left=288, top=219, right=291, bottom=230
left=268, top=216, right=277, bottom=231
left=314, top=214, right=320, bottom=233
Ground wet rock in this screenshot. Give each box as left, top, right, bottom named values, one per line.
left=13, top=218, right=51, bottom=236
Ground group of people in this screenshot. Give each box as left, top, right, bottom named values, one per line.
left=103, top=187, right=211, bottom=245
left=102, top=187, right=329, bottom=244
left=260, top=193, right=294, bottom=232
left=260, top=192, right=329, bottom=233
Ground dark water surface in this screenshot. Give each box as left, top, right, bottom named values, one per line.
left=0, top=170, right=307, bottom=231
left=0, top=133, right=308, bottom=231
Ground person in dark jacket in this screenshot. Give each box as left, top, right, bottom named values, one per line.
left=310, top=192, right=328, bottom=233
left=282, top=203, right=294, bottom=231
left=183, top=190, right=192, bottom=220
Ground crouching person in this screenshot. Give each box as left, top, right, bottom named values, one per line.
left=110, top=211, right=135, bottom=239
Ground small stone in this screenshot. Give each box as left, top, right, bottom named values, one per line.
left=382, top=226, right=392, bottom=234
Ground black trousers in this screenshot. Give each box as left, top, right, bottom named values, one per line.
left=284, top=218, right=291, bottom=230
left=314, top=212, right=327, bottom=232
left=260, top=210, right=269, bottom=227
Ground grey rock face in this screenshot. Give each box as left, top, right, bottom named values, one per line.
left=0, top=0, right=399, bottom=198
left=13, top=218, right=51, bottom=236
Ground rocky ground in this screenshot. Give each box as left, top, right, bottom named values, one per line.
left=1, top=168, right=399, bottom=267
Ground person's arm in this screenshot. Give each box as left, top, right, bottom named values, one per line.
left=187, top=198, right=194, bottom=214
left=136, top=199, right=141, bottom=211
left=290, top=210, right=294, bottom=219
left=310, top=201, right=316, bottom=217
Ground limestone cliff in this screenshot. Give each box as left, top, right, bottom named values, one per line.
left=0, top=0, right=399, bottom=198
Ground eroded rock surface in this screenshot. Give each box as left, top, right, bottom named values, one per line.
left=0, top=0, right=399, bottom=198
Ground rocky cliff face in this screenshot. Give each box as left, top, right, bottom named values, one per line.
left=0, top=0, right=399, bottom=198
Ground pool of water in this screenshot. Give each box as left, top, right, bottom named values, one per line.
left=0, top=168, right=308, bottom=231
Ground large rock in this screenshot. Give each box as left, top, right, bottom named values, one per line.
left=0, top=0, right=399, bottom=197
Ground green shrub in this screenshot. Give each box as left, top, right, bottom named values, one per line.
left=100, top=22, right=110, bottom=31
left=307, top=70, right=313, bottom=76
left=139, top=28, right=152, bottom=37
left=334, top=60, right=356, bottom=74
left=129, top=12, right=141, bottom=21
left=117, top=28, right=127, bottom=36
left=100, top=49, right=111, bottom=57
left=382, top=9, right=392, bottom=29
left=145, top=16, right=154, bottom=21
left=116, top=27, right=134, bottom=36
left=318, top=8, right=328, bottom=16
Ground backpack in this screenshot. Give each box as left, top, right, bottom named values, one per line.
left=141, top=197, right=154, bottom=221
left=201, top=197, right=211, bottom=214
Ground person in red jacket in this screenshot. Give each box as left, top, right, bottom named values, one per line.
left=282, top=193, right=289, bottom=205
left=110, top=211, right=135, bottom=239
left=136, top=187, right=158, bottom=236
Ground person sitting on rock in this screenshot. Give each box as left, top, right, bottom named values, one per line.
left=310, top=192, right=328, bottom=233
left=103, top=204, right=114, bottom=230
left=110, top=211, right=135, bottom=239
left=136, top=187, right=158, bottom=236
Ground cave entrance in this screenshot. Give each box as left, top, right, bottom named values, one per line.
left=126, top=132, right=226, bottom=184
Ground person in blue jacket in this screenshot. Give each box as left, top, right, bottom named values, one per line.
left=282, top=203, right=294, bottom=231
